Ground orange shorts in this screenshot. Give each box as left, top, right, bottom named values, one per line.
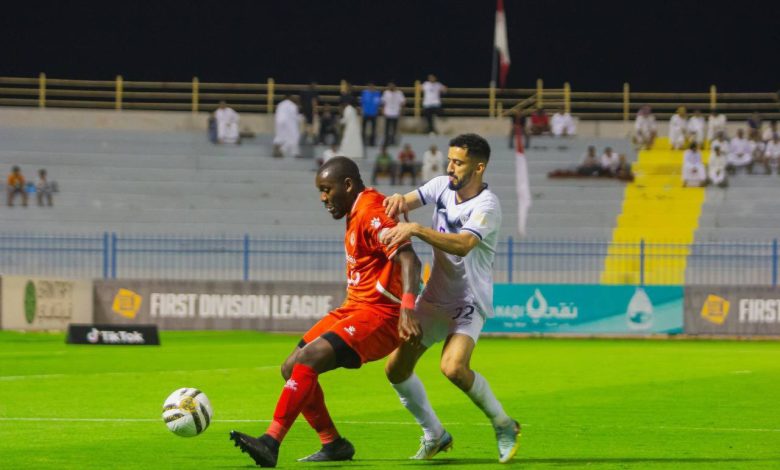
left=301, top=303, right=400, bottom=367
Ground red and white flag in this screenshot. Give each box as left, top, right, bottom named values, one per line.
left=494, top=0, right=511, bottom=88
left=514, top=122, right=531, bottom=235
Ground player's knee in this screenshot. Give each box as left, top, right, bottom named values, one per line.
left=385, top=360, right=411, bottom=384
left=440, top=362, right=469, bottom=388
left=281, top=361, right=293, bottom=380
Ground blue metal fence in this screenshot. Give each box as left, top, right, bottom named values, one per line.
left=0, top=232, right=777, bottom=285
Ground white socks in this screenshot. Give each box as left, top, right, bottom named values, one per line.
left=466, top=371, right=511, bottom=427
left=392, top=374, right=444, bottom=440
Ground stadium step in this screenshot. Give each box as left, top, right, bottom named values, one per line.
left=601, top=138, right=706, bottom=284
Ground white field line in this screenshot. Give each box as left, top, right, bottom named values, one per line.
left=0, top=366, right=278, bottom=381
left=0, top=418, right=778, bottom=433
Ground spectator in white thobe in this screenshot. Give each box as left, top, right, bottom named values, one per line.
left=633, top=105, right=657, bottom=150
left=727, top=129, right=752, bottom=170
left=687, top=110, right=706, bottom=146
left=710, top=131, right=730, bottom=155
left=273, top=96, right=301, bottom=158
left=421, top=144, right=445, bottom=182
left=682, top=143, right=706, bottom=187
left=215, top=101, right=240, bottom=145
left=762, top=121, right=778, bottom=142
left=551, top=109, right=576, bottom=137
left=708, top=147, right=728, bottom=187
left=764, top=135, right=780, bottom=174
left=338, top=103, right=364, bottom=159
left=600, top=147, right=621, bottom=175
left=707, top=110, right=727, bottom=142
left=669, top=107, right=687, bottom=150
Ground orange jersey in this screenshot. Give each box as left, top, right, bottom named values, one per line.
left=343, top=188, right=411, bottom=307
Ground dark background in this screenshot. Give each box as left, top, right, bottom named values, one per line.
left=2, top=0, right=778, bottom=92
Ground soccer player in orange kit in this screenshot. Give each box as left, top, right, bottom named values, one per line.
left=230, top=156, right=422, bottom=467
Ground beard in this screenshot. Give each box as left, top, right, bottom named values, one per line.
left=448, top=172, right=471, bottom=190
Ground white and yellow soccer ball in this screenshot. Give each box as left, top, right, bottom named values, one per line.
left=162, top=388, right=213, bottom=437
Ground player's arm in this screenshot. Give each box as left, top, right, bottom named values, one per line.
left=394, top=244, right=423, bottom=342
left=383, top=190, right=423, bottom=221
left=384, top=223, right=479, bottom=258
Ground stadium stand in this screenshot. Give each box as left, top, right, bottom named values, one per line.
left=0, top=127, right=631, bottom=242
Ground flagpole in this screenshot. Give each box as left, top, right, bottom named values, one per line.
left=490, top=45, right=498, bottom=88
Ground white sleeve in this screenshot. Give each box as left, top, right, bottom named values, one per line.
left=461, top=197, right=501, bottom=241
left=416, top=175, right=448, bottom=206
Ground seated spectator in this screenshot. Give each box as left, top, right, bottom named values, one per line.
left=215, top=101, right=241, bottom=145
left=762, top=120, right=778, bottom=143
left=708, top=147, right=728, bottom=188
left=600, top=147, right=621, bottom=175
left=687, top=109, right=706, bottom=147
left=577, top=146, right=602, bottom=176
left=615, top=154, right=634, bottom=180
left=633, top=105, right=657, bottom=150
left=747, top=112, right=762, bottom=139
left=6, top=165, right=27, bottom=207
left=207, top=112, right=218, bottom=144
left=707, top=109, right=727, bottom=142
left=727, top=129, right=752, bottom=172
left=749, top=134, right=769, bottom=174
left=764, top=135, right=780, bottom=174
left=682, top=143, right=706, bottom=187
left=36, top=169, right=55, bottom=207
left=669, top=107, right=687, bottom=150
left=551, top=108, right=576, bottom=137
left=318, top=103, right=340, bottom=146
left=529, top=108, right=550, bottom=135
left=316, top=143, right=339, bottom=167
left=421, top=144, right=445, bottom=183
left=273, top=95, right=301, bottom=158
left=397, top=143, right=417, bottom=185
left=710, top=131, right=730, bottom=155
left=371, top=146, right=396, bottom=185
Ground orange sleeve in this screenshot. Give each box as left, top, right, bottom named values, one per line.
left=362, top=203, right=411, bottom=260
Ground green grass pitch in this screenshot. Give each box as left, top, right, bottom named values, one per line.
left=1, top=331, right=779, bottom=469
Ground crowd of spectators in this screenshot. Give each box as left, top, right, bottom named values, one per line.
left=632, top=106, right=780, bottom=187
left=548, top=145, right=633, bottom=181
left=369, top=143, right=445, bottom=186
left=5, top=166, right=57, bottom=207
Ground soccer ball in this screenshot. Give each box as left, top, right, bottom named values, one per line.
left=162, top=387, right=213, bottom=437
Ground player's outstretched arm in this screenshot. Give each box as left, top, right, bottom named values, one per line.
left=383, top=223, right=479, bottom=258
left=395, top=245, right=422, bottom=342
left=383, top=191, right=422, bottom=221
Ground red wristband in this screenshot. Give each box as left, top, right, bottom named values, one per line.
left=401, top=293, right=416, bottom=310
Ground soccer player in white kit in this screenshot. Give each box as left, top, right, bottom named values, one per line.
left=380, top=133, right=520, bottom=463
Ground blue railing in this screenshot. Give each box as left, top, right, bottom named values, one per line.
left=0, top=233, right=778, bottom=285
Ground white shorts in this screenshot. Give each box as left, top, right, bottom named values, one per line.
left=415, top=298, right=485, bottom=348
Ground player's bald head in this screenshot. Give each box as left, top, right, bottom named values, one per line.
left=317, top=157, right=364, bottom=187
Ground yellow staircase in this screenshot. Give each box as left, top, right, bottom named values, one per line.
left=601, top=138, right=707, bottom=285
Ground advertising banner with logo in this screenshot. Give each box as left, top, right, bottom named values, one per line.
left=486, top=284, right=684, bottom=334
left=93, top=280, right=346, bottom=331
left=0, top=276, right=93, bottom=331
left=685, top=286, right=780, bottom=335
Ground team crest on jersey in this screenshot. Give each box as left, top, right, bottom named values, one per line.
left=349, top=232, right=356, bottom=246
left=371, top=217, right=381, bottom=229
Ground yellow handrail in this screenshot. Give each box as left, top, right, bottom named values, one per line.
left=1, top=74, right=777, bottom=120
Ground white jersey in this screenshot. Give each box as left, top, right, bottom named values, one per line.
left=416, top=175, right=501, bottom=318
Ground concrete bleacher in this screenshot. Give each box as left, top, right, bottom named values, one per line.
left=696, top=174, right=780, bottom=241
left=0, top=127, right=632, bottom=242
